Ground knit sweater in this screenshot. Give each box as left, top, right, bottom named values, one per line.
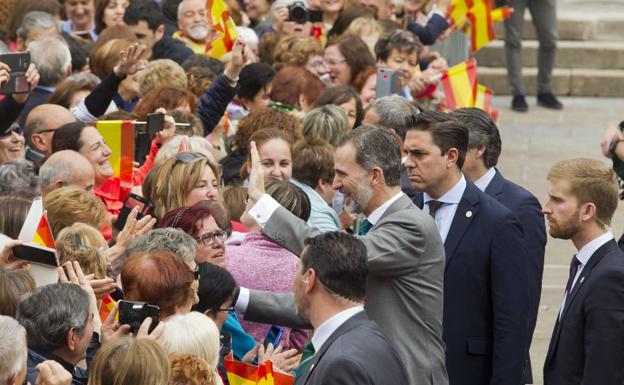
left=226, top=232, right=307, bottom=351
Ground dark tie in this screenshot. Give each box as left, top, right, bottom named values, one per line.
left=564, top=255, right=582, bottom=296
left=295, top=340, right=316, bottom=379
left=358, top=219, right=373, bottom=235
left=428, top=200, right=443, bottom=219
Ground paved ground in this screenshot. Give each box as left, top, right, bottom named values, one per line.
left=491, top=96, right=624, bottom=384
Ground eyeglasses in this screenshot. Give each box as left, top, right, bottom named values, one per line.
left=1, top=123, right=22, bottom=137
left=309, top=59, right=327, bottom=69
left=175, top=152, right=206, bottom=163
left=36, top=128, right=56, bottom=135
left=194, top=230, right=228, bottom=246
left=193, top=265, right=200, bottom=280
left=218, top=306, right=235, bottom=314
left=325, top=59, right=347, bottom=67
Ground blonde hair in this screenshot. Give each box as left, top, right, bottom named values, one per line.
left=56, top=222, right=108, bottom=249
left=88, top=337, right=169, bottom=385
left=56, top=223, right=108, bottom=278
left=303, top=105, right=349, bottom=146
left=154, top=136, right=219, bottom=167
left=273, top=35, right=323, bottom=70
left=43, top=186, right=106, bottom=237
left=169, top=353, right=219, bottom=385
left=344, top=18, right=383, bottom=56
left=163, top=312, right=221, bottom=369
left=138, top=59, right=188, bottom=97
left=148, top=156, right=220, bottom=219
left=548, top=158, right=619, bottom=226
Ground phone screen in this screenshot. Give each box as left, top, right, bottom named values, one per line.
left=12, top=244, right=58, bottom=266
left=114, top=194, right=148, bottom=230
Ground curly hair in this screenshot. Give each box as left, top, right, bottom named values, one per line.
left=169, top=353, right=218, bottom=385
left=43, top=186, right=107, bottom=237
left=186, top=66, right=218, bottom=98
left=233, top=108, right=302, bottom=153
left=272, top=35, right=323, bottom=70
left=138, top=59, right=188, bottom=97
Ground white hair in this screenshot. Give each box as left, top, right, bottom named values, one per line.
left=0, top=315, right=27, bottom=384
left=27, top=36, right=71, bottom=87
left=177, top=0, right=204, bottom=20
left=163, top=312, right=221, bottom=370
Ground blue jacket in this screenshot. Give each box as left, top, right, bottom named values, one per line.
left=197, top=74, right=238, bottom=136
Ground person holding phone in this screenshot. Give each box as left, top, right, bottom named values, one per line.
left=0, top=59, right=39, bottom=135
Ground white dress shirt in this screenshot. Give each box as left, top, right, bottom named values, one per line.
left=366, top=191, right=404, bottom=226
left=559, top=230, right=614, bottom=318
left=311, top=306, right=365, bottom=352
left=473, top=167, right=497, bottom=192
left=423, top=176, right=467, bottom=242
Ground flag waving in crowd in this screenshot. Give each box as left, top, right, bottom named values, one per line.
left=205, top=0, right=239, bottom=58
left=447, top=0, right=512, bottom=51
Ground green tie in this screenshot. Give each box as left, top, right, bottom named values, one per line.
left=294, top=340, right=316, bottom=379
left=358, top=219, right=373, bottom=235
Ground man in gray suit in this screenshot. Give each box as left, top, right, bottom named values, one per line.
left=291, top=232, right=408, bottom=385
left=237, top=126, right=448, bottom=385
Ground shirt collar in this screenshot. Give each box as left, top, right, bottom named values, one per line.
left=424, top=175, right=466, bottom=205
left=575, top=231, right=614, bottom=266
left=366, top=191, right=404, bottom=225
left=311, top=306, right=364, bottom=352
left=473, top=167, right=497, bottom=192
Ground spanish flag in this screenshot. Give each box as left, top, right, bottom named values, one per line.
left=448, top=0, right=512, bottom=52
left=474, top=84, right=500, bottom=122
left=225, top=353, right=294, bottom=385
left=95, top=120, right=135, bottom=187
left=205, top=0, right=238, bottom=59
left=99, top=294, right=117, bottom=321
left=440, top=58, right=478, bottom=110
left=32, top=211, right=55, bottom=249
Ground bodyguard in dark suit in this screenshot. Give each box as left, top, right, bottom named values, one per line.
left=404, top=111, right=530, bottom=385
left=542, top=158, right=624, bottom=385
left=291, top=232, right=408, bottom=385
left=451, top=108, right=547, bottom=383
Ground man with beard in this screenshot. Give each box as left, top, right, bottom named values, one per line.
left=542, top=158, right=624, bottom=385
left=290, top=232, right=408, bottom=385
left=404, top=111, right=529, bottom=385
left=173, top=0, right=213, bottom=54
left=236, top=125, right=449, bottom=385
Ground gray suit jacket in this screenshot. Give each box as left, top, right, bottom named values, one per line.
left=295, top=312, right=408, bottom=385
left=245, top=194, right=448, bottom=385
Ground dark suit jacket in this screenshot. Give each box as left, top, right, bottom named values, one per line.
left=485, top=170, right=546, bottom=384
left=406, top=13, right=449, bottom=45
left=413, top=181, right=529, bottom=385
left=296, top=311, right=408, bottom=385
left=543, top=239, right=624, bottom=385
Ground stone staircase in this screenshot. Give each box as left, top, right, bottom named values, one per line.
left=473, top=1, right=624, bottom=96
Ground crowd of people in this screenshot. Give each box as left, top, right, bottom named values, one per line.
left=0, top=0, right=621, bottom=385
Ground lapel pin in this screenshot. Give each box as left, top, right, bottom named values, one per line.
left=580, top=277, right=585, bottom=284
left=466, top=211, right=472, bottom=218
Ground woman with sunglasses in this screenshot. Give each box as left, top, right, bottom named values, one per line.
left=0, top=124, right=25, bottom=166
left=146, top=152, right=220, bottom=220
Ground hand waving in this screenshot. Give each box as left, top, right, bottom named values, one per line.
left=114, top=43, right=147, bottom=78
left=247, top=141, right=266, bottom=204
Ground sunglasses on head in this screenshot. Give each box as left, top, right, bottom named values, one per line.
left=1, top=123, right=22, bottom=137
left=175, top=152, right=206, bottom=163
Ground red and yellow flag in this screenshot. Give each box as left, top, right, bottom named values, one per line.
left=95, top=120, right=135, bottom=187
left=225, top=354, right=294, bottom=385
left=32, top=211, right=55, bottom=249
left=440, top=58, right=478, bottom=110
left=99, top=294, right=117, bottom=321
left=474, top=84, right=500, bottom=121
left=447, top=0, right=512, bottom=52
left=205, top=0, right=238, bottom=59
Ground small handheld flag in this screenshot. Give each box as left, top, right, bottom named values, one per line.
left=32, top=211, right=56, bottom=249
left=206, top=0, right=239, bottom=59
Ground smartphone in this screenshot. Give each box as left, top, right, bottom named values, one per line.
left=375, top=67, right=403, bottom=99
left=12, top=243, right=58, bottom=267
left=147, top=112, right=164, bottom=138
left=0, top=52, right=30, bottom=94
left=118, top=300, right=160, bottom=335
left=263, top=325, right=285, bottom=349
left=114, top=193, right=152, bottom=230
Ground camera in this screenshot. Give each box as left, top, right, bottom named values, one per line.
left=288, top=1, right=323, bottom=24
left=118, top=300, right=160, bottom=335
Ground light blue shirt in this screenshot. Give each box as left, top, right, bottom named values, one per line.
left=62, top=20, right=98, bottom=41
left=424, top=175, right=467, bottom=242
left=290, top=179, right=340, bottom=233
left=473, top=167, right=497, bottom=192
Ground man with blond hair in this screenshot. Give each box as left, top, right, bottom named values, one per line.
left=543, top=158, right=624, bottom=385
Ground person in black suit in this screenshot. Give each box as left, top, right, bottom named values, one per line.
left=403, top=111, right=530, bottom=385
left=542, top=158, right=624, bottom=385
left=451, top=108, right=546, bottom=384
left=292, top=232, right=408, bottom=385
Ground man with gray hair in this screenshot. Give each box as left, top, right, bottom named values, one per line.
left=242, top=125, right=448, bottom=385
left=174, top=0, right=213, bottom=53
left=0, top=160, right=40, bottom=199
left=39, top=150, right=95, bottom=195
left=112, top=228, right=198, bottom=278
left=18, top=283, right=97, bottom=385
left=16, top=11, right=60, bottom=51
left=364, top=95, right=420, bottom=199
left=19, top=36, right=72, bottom=127
left=24, top=104, right=76, bottom=163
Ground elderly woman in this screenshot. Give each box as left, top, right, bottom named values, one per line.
left=226, top=178, right=311, bottom=351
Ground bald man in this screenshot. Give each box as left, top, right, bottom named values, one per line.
left=39, top=150, right=95, bottom=195
left=24, top=104, right=75, bottom=163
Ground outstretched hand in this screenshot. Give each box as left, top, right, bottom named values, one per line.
left=247, top=141, right=266, bottom=203
left=114, top=43, right=147, bottom=78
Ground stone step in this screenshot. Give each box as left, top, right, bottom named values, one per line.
left=476, top=66, right=624, bottom=96
left=492, top=9, right=624, bottom=41
left=474, top=40, right=624, bottom=70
